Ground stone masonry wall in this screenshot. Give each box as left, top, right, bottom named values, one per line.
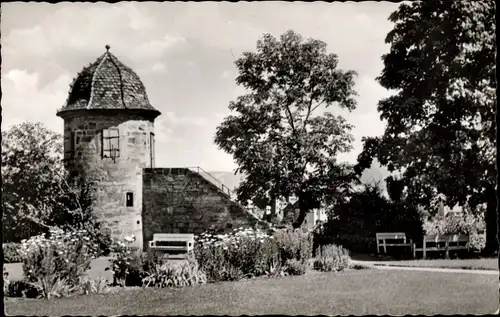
left=142, top=168, right=268, bottom=250
left=62, top=111, right=155, bottom=249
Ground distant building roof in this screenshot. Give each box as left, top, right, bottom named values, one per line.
left=57, top=45, right=160, bottom=118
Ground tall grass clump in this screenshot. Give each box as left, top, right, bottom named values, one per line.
left=313, top=244, right=351, bottom=272
left=142, top=255, right=207, bottom=288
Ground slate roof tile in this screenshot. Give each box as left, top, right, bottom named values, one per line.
left=57, top=46, right=160, bottom=118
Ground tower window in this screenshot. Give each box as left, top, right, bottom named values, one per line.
left=101, top=128, right=120, bottom=159
left=126, top=192, right=134, bottom=207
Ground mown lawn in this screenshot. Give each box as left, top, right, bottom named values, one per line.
left=5, top=269, right=497, bottom=315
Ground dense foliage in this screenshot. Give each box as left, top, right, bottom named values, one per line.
left=109, top=227, right=353, bottom=287
left=423, top=206, right=486, bottom=251
left=320, top=183, right=423, bottom=254
left=3, top=243, right=23, bottom=263
left=2, top=122, right=64, bottom=241
left=356, top=1, right=497, bottom=253
left=2, top=122, right=112, bottom=254
left=215, top=30, right=359, bottom=228
left=12, top=228, right=106, bottom=299
left=194, top=227, right=313, bottom=281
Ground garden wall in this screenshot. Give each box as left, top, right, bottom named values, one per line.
left=141, top=168, right=268, bottom=250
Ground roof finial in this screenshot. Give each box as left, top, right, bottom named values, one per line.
left=105, top=44, right=110, bottom=52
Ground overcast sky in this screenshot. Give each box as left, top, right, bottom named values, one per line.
left=2, top=2, right=400, bottom=172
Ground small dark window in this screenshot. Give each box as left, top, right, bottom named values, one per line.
left=126, top=192, right=134, bottom=207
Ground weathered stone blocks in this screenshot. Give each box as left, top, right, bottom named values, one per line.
left=60, top=111, right=155, bottom=249
left=141, top=168, right=267, bottom=250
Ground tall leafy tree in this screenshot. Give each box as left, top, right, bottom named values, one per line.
left=1, top=122, right=107, bottom=247
left=2, top=122, right=65, bottom=241
left=215, top=30, right=359, bottom=228
left=355, top=1, right=497, bottom=253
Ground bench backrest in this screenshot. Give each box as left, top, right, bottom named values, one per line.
left=376, top=232, right=407, bottom=240
left=152, top=233, right=194, bottom=242
left=423, top=234, right=469, bottom=242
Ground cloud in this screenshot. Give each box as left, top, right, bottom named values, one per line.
left=1, top=2, right=400, bottom=171
left=221, top=70, right=234, bottom=80
left=150, top=63, right=167, bottom=73
left=162, top=111, right=208, bottom=127
left=129, top=34, right=186, bottom=62
left=153, top=116, right=182, bottom=145
left=1, top=69, right=71, bottom=133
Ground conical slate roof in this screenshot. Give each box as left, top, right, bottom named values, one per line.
left=57, top=45, right=160, bottom=118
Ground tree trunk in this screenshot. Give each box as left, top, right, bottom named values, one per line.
left=483, top=186, right=498, bottom=255
left=292, top=199, right=309, bottom=229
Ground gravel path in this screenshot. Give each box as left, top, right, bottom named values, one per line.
left=350, top=260, right=498, bottom=275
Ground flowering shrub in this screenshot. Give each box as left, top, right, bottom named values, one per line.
left=194, top=242, right=244, bottom=281
left=108, top=236, right=207, bottom=288
left=468, top=232, right=486, bottom=251
left=108, top=235, right=158, bottom=287
left=3, top=267, right=10, bottom=295
left=194, top=227, right=313, bottom=282
left=313, top=244, right=351, bottom=272
left=423, top=210, right=486, bottom=251
left=79, top=277, right=111, bottom=295
left=142, top=255, right=207, bottom=288
left=4, top=280, right=42, bottom=298
left=272, top=229, right=313, bottom=265
left=194, top=228, right=272, bottom=281
left=424, top=212, right=485, bottom=235
left=3, top=243, right=23, bottom=263
left=284, top=259, right=307, bottom=276
left=19, top=228, right=99, bottom=298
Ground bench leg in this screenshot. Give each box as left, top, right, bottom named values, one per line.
left=423, top=244, right=426, bottom=259
left=445, top=241, right=450, bottom=259
left=383, top=241, right=387, bottom=254
left=412, top=243, right=416, bottom=259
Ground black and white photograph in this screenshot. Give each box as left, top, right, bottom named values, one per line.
left=1, top=1, right=498, bottom=315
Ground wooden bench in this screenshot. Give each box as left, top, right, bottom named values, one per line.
left=148, top=233, right=195, bottom=257
left=413, top=234, right=469, bottom=259
left=376, top=232, right=412, bottom=254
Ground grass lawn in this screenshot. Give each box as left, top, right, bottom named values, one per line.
left=5, top=269, right=497, bottom=315
left=371, top=258, right=498, bottom=271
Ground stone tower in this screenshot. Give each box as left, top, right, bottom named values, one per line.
left=56, top=45, right=161, bottom=248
